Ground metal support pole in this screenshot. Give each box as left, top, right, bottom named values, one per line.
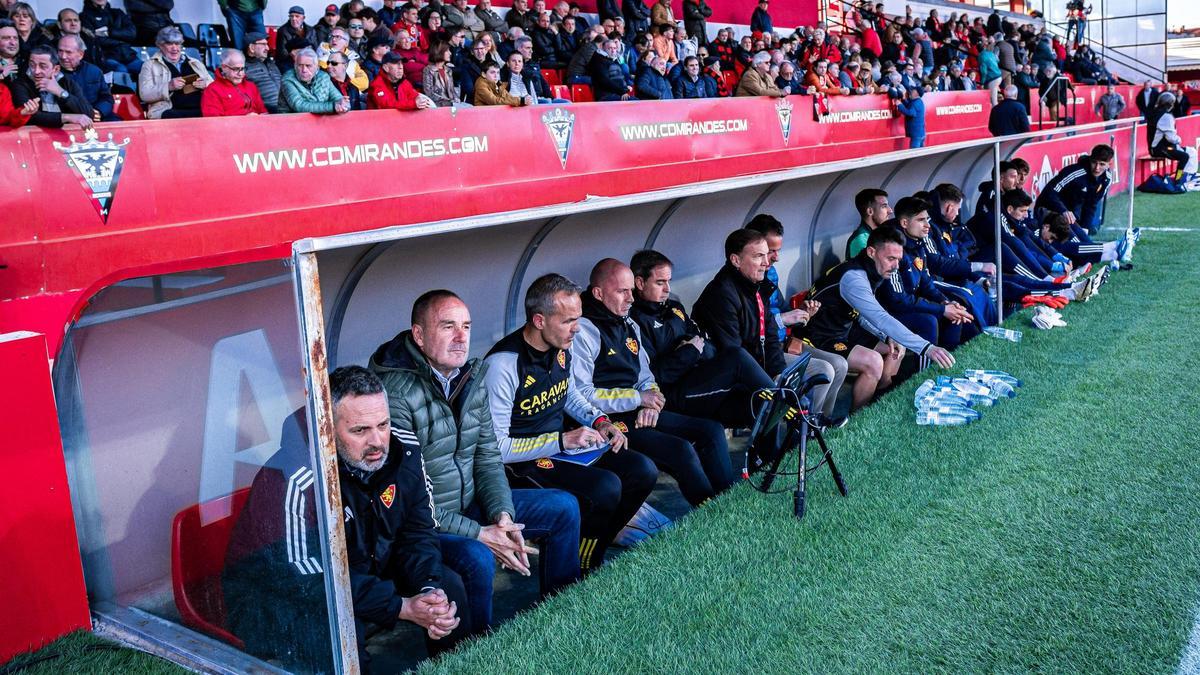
left=293, top=251, right=361, bottom=675
left=993, top=142, right=1004, bottom=311
left=1127, top=121, right=1138, bottom=232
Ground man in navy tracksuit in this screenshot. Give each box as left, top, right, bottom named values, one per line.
left=224, top=367, right=469, bottom=671
left=924, top=183, right=998, bottom=327
left=483, top=274, right=656, bottom=572
left=1032, top=145, right=1136, bottom=264
left=1037, top=211, right=1129, bottom=265
left=973, top=160, right=1019, bottom=219
left=877, top=196, right=976, bottom=356
left=1034, top=143, right=1113, bottom=236
left=969, top=187, right=1080, bottom=298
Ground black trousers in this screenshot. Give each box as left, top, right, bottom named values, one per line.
left=667, top=347, right=775, bottom=428
left=1153, top=140, right=1190, bottom=167
left=506, top=449, right=657, bottom=570
left=625, top=409, right=735, bottom=507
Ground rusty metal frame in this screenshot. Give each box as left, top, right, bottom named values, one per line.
left=292, top=251, right=360, bottom=675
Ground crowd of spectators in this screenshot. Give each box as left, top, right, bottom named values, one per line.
left=0, top=0, right=1165, bottom=131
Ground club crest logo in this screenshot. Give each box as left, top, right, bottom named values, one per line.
left=53, top=127, right=130, bottom=223
left=536, top=458, right=555, bottom=469
left=775, top=98, right=793, bottom=145
left=671, top=307, right=686, bottom=321
left=541, top=107, right=576, bottom=169
left=914, top=257, right=924, bottom=271
left=625, top=337, right=639, bottom=355
left=833, top=342, right=848, bottom=352
left=1034, top=155, right=1054, bottom=197
left=379, top=483, right=396, bottom=508
left=557, top=350, right=566, bottom=369
left=614, top=421, right=629, bottom=433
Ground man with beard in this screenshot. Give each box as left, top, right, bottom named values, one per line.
left=223, top=366, right=468, bottom=670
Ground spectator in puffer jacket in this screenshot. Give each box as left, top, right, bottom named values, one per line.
left=635, top=53, right=672, bottom=100
left=279, top=47, right=345, bottom=114
left=369, top=290, right=582, bottom=637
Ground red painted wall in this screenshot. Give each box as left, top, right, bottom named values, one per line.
left=0, top=333, right=91, bottom=662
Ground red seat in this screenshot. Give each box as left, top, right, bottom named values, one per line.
left=171, top=488, right=251, bottom=648
left=267, top=25, right=278, bottom=51
left=112, top=93, right=144, bottom=121
left=571, top=84, right=594, bottom=102
left=541, top=68, right=563, bottom=88
left=550, top=84, right=572, bottom=101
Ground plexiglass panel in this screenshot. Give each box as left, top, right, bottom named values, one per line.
left=55, top=259, right=340, bottom=673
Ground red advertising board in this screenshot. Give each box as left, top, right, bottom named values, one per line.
left=0, top=86, right=1135, bottom=355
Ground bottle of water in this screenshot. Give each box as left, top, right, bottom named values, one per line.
left=966, top=374, right=1016, bottom=399
left=964, top=369, right=1022, bottom=388
left=983, top=326, right=1023, bottom=342
left=935, top=376, right=996, bottom=406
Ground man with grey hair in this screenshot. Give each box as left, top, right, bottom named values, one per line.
left=223, top=365, right=469, bottom=671
left=989, top=83, right=1030, bottom=136
left=57, top=33, right=117, bottom=121
left=483, top=273, right=653, bottom=572
left=588, top=37, right=635, bottom=101
left=513, top=35, right=555, bottom=100
left=634, top=53, right=672, bottom=99
left=279, top=46, right=348, bottom=114
left=138, top=25, right=211, bottom=118
left=736, top=50, right=788, bottom=97
left=202, top=48, right=267, bottom=116
left=475, top=0, right=507, bottom=42
left=1095, top=82, right=1126, bottom=122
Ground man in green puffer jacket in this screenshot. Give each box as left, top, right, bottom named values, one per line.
left=369, top=289, right=581, bottom=636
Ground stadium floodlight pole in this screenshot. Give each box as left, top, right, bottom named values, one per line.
left=993, top=142, right=1003, bottom=310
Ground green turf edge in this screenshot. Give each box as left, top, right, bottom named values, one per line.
left=0, top=631, right=186, bottom=675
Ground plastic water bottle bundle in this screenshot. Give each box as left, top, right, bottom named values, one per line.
left=914, top=370, right=1020, bottom=426
left=914, top=379, right=979, bottom=426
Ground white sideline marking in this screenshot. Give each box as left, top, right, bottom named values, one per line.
left=1102, top=227, right=1198, bottom=233
left=1178, top=608, right=1200, bottom=675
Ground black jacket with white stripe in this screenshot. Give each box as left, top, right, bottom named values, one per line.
left=1034, top=154, right=1111, bottom=227
left=224, top=408, right=443, bottom=636
left=339, top=423, right=444, bottom=628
